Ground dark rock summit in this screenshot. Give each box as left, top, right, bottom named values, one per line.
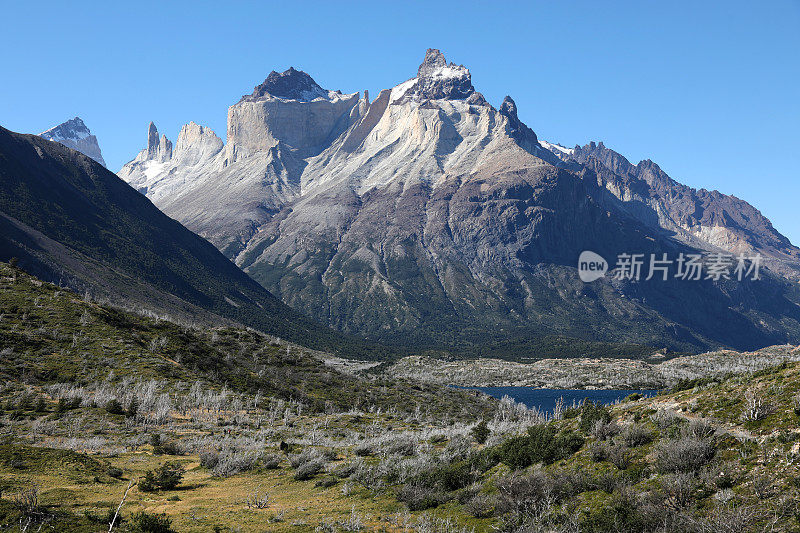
left=500, top=95, right=538, bottom=145
left=407, top=48, right=485, bottom=103
left=247, top=67, right=328, bottom=101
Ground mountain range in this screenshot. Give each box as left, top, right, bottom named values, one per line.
left=114, top=49, right=800, bottom=356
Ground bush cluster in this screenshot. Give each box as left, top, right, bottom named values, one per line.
left=138, top=462, right=185, bottom=492
left=493, top=425, right=584, bottom=469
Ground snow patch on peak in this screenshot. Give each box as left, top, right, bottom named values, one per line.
left=390, top=78, right=417, bottom=103
left=539, top=140, right=574, bottom=155
left=426, top=64, right=468, bottom=82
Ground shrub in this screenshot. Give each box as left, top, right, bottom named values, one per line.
left=158, top=441, right=183, bottom=456
left=56, top=398, right=80, bottom=413
left=245, top=487, right=270, bottom=509
left=126, top=397, right=138, bottom=418
left=130, top=511, right=176, bottom=533
left=333, top=459, right=363, bottom=479
left=464, top=493, right=495, bottom=518
left=660, top=472, right=697, bottom=508
left=419, top=460, right=476, bottom=492
left=606, top=443, right=632, bottom=470
left=34, top=398, right=48, bottom=413
left=621, top=424, right=653, bottom=447
left=494, top=425, right=584, bottom=469
left=199, top=450, right=219, bottom=469
left=494, top=469, right=588, bottom=515
left=563, top=406, right=580, bottom=419
left=107, top=466, right=123, bottom=479
left=588, top=441, right=630, bottom=469
left=290, top=449, right=323, bottom=468
left=315, top=476, right=338, bottom=488
left=588, top=441, right=609, bottom=462
left=656, top=437, right=715, bottom=473
left=471, top=420, right=490, bottom=444
left=741, top=391, right=773, bottom=423
left=651, top=409, right=681, bottom=430
left=353, top=442, right=374, bottom=457
left=381, top=436, right=416, bottom=457
left=212, top=450, right=261, bottom=478
left=396, top=483, right=443, bottom=511
left=263, top=454, right=281, bottom=469
left=105, top=399, right=125, bottom=415
left=294, top=460, right=325, bottom=481
left=578, top=401, right=612, bottom=434
left=591, top=420, right=620, bottom=440
left=138, top=462, right=185, bottom=492
left=578, top=400, right=612, bottom=433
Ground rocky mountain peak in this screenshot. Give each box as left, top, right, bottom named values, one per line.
left=145, top=122, right=172, bottom=162
left=499, top=96, right=519, bottom=119
left=147, top=122, right=159, bottom=156
left=499, top=95, right=538, bottom=147
left=40, top=116, right=106, bottom=167
left=572, top=141, right=634, bottom=177
left=413, top=48, right=477, bottom=101
left=173, top=122, right=223, bottom=166
left=247, top=67, right=330, bottom=102
left=42, top=116, right=90, bottom=139
left=417, top=48, right=448, bottom=77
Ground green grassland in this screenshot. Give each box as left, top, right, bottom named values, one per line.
left=3, top=261, right=800, bottom=532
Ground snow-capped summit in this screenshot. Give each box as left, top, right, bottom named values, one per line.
left=40, top=117, right=106, bottom=167
left=390, top=48, right=485, bottom=104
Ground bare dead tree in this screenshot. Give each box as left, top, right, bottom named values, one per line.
left=109, top=479, right=135, bottom=532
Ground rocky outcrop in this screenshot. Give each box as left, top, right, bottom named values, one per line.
left=40, top=117, right=106, bottom=167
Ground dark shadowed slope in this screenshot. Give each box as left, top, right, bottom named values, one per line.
left=0, top=126, right=391, bottom=359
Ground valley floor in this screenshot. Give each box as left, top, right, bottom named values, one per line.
left=5, top=261, right=800, bottom=532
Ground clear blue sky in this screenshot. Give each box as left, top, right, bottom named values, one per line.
left=2, top=1, right=798, bottom=244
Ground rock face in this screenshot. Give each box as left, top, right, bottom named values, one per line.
left=40, top=117, right=106, bottom=167
left=119, top=49, right=800, bottom=354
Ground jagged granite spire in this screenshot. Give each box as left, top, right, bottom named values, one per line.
left=417, top=48, right=449, bottom=77
left=40, top=117, right=106, bottom=167
left=499, top=96, right=538, bottom=145
left=146, top=122, right=172, bottom=162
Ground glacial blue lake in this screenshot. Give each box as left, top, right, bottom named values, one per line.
left=459, top=387, right=658, bottom=414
